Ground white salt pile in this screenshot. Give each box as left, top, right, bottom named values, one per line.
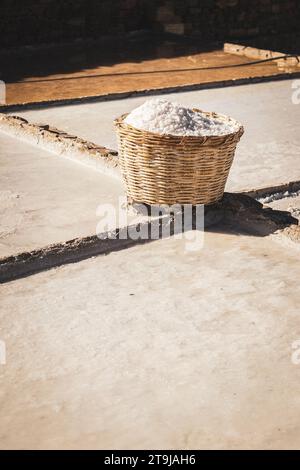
left=124, top=98, right=239, bottom=137
left=258, top=188, right=300, bottom=204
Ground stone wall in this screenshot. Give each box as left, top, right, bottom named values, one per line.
left=158, top=0, right=300, bottom=39
left=0, top=0, right=299, bottom=48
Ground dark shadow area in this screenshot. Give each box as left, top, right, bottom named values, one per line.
left=1, top=31, right=300, bottom=85
left=236, top=32, right=300, bottom=56
left=0, top=32, right=222, bottom=83
left=134, top=192, right=298, bottom=237
left=214, top=192, right=298, bottom=237
left=1, top=0, right=299, bottom=85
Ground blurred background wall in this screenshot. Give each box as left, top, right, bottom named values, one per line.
left=0, top=0, right=299, bottom=48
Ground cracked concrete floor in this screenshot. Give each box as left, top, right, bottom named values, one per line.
left=0, top=230, right=300, bottom=450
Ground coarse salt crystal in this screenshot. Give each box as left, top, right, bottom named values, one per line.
left=124, top=98, right=239, bottom=137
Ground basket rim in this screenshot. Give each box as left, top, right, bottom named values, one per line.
left=114, top=108, right=244, bottom=142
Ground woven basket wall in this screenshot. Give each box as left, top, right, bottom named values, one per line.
left=114, top=110, right=244, bottom=205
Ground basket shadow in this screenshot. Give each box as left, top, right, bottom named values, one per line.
left=205, top=192, right=298, bottom=237
left=130, top=192, right=298, bottom=240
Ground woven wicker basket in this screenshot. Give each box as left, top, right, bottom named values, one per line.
left=114, top=109, right=244, bottom=205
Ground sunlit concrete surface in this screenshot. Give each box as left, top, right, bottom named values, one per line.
left=0, top=231, right=300, bottom=449
left=16, top=79, right=300, bottom=192
left=0, top=133, right=124, bottom=258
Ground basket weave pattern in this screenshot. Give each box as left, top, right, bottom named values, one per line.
left=114, top=110, right=244, bottom=205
